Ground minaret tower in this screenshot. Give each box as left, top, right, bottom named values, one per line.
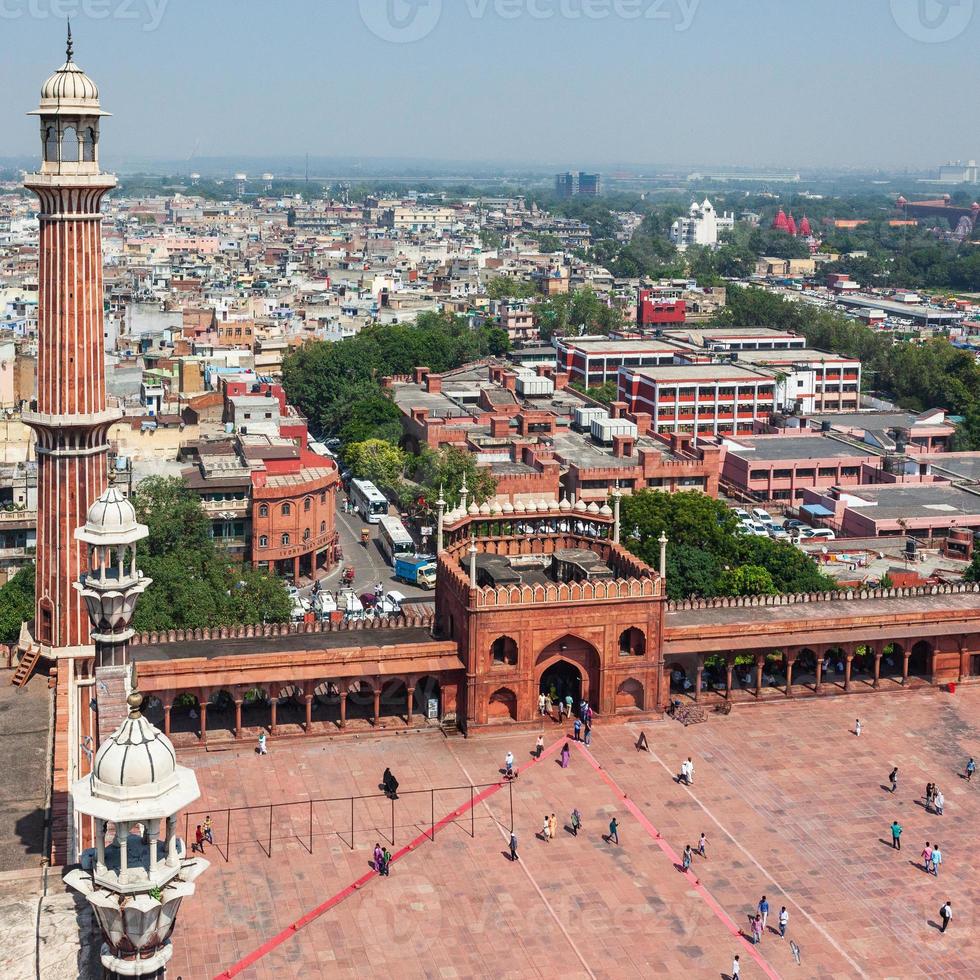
left=24, top=27, right=121, bottom=656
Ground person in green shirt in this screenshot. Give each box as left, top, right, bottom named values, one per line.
left=891, top=820, right=903, bottom=850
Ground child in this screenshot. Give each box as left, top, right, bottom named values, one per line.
left=203, top=815, right=214, bottom=845
left=697, top=832, right=707, bottom=858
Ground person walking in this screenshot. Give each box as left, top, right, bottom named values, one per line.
left=889, top=767, right=898, bottom=793
left=570, top=808, right=582, bottom=837
left=534, top=734, right=544, bottom=759
left=560, top=742, right=571, bottom=768
left=967, top=758, right=976, bottom=783
left=541, top=815, right=551, bottom=842
left=565, top=694, right=574, bottom=719
left=935, top=789, right=945, bottom=815
left=548, top=813, right=557, bottom=841
left=373, top=843, right=384, bottom=873
left=203, top=815, right=214, bottom=845
left=608, top=817, right=619, bottom=845
left=381, top=847, right=392, bottom=876
left=538, top=693, right=547, bottom=716
left=504, top=751, right=516, bottom=780
left=573, top=717, right=582, bottom=742
left=758, top=895, right=769, bottom=932
left=925, top=782, right=935, bottom=812
left=698, top=832, right=707, bottom=859
left=731, top=954, right=740, bottom=979
left=931, top=844, right=942, bottom=877
left=921, top=842, right=933, bottom=873
left=778, top=906, right=788, bottom=939
left=584, top=723, right=592, bottom=747
left=939, top=900, right=952, bottom=933
left=257, top=732, right=268, bottom=755
left=192, top=825, right=205, bottom=854
left=751, top=913, right=763, bottom=945
left=509, top=832, right=518, bottom=862
left=682, top=844, right=693, bottom=871
left=891, top=820, right=903, bottom=850
left=855, top=718, right=862, bottom=737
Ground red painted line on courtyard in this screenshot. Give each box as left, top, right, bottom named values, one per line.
left=213, top=738, right=564, bottom=979
left=573, top=742, right=781, bottom=980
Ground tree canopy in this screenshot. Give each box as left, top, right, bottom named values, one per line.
left=132, top=477, right=292, bottom=631
left=344, top=440, right=408, bottom=490
left=620, top=490, right=835, bottom=601
left=0, top=564, right=35, bottom=645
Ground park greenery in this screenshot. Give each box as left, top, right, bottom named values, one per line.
left=620, top=490, right=836, bottom=602
left=717, top=285, right=980, bottom=450
left=282, top=311, right=509, bottom=440
left=0, top=564, right=35, bottom=645
left=131, top=477, right=292, bottom=632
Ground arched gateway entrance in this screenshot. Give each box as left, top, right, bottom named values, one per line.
left=537, top=635, right=600, bottom=711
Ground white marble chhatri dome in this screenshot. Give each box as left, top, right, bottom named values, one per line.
left=34, top=27, right=108, bottom=116
left=75, top=486, right=147, bottom=546
left=90, top=694, right=179, bottom=804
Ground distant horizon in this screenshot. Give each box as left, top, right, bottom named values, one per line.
left=1, top=1, right=977, bottom=170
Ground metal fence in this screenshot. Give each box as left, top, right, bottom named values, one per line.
left=181, top=780, right=515, bottom=863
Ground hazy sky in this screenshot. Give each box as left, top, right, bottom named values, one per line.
left=2, top=0, right=978, bottom=170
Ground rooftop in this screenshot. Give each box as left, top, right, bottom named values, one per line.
left=621, top=363, right=775, bottom=383
left=836, top=483, right=980, bottom=521
left=724, top=435, right=877, bottom=462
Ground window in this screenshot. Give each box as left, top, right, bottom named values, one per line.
left=320, top=521, right=326, bottom=533
left=44, top=127, right=58, bottom=161
left=304, top=497, right=312, bottom=512
left=491, top=636, right=518, bottom=666
left=303, top=528, right=311, bottom=541
left=82, top=127, right=96, bottom=163
left=61, top=126, right=79, bottom=163
left=281, top=533, right=290, bottom=546
left=320, top=491, right=327, bottom=503
left=282, top=503, right=291, bottom=516
left=259, top=504, right=269, bottom=517
left=259, top=535, right=268, bottom=548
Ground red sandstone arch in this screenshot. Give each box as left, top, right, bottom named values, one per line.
left=616, top=678, right=644, bottom=711
left=536, top=635, right=600, bottom=708
left=619, top=627, right=645, bottom=657
left=490, top=635, right=518, bottom=666
left=488, top=687, right=517, bottom=721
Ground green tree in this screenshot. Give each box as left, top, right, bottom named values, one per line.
left=718, top=565, right=777, bottom=597
left=485, top=276, right=537, bottom=300
left=408, top=446, right=497, bottom=508
left=131, top=477, right=291, bottom=632
left=337, top=394, right=403, bottom=446
left=0, top=564, right=35, bottom=644
left=344, top=439, right=407, bottom=490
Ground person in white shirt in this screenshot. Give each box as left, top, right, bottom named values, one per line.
left=731, top=954, right=740, bottom=977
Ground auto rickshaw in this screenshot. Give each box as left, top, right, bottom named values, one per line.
left=341, top=566, right=355, bottom=586
left=360, top=527, right=371, bottom=547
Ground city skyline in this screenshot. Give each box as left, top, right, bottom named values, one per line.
left=0, top=0, right=978, bottom=171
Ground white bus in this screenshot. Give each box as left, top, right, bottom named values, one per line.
left=377, top=516, right=414, bottom=564
left=350, top=478, right=388, bottom=523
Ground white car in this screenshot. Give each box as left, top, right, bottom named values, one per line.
left=732, top=508, right=751, bottom=522
left=375, top=590, right=406, bottom=617
left=742, top=521, right=770, bottom=537
left=807, top=528, right=837, bottom=541
left=751, top=508, right=774, bottom=524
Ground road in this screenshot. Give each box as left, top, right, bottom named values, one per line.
left=303, top=507, right=434, bottom=605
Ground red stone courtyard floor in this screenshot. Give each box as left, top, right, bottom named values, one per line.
left=169, top=687, right=980, bottom=979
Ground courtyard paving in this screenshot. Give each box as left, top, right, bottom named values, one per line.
left=168, top=686, right=980, bottom=979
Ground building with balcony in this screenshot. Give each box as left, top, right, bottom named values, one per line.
left=557, top=337, right=680, bottom=387
left=736, top=349, right=862, bottom=413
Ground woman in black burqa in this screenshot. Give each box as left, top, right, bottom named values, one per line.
left=382, top=767, right=399, bottom=799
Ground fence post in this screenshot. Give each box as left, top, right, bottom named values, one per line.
left=430, top=789, right=435, bottom=842
left=391, top=796, right=395, bottom=847
left=309, top=800, right=313, bottom=854
left=268, top=805, right=273, bottom=858
left=470, top=785, right=474, bottom=839
left=225, top=808, right=231, bottom=864
left=509, top=779, right=514, bottom=833
left=183, top=813, right=188, bottom=853
left=350, top=796, right=354, bottom=850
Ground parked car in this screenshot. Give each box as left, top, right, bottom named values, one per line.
left=732, top=508, right=751, bottom=522
left=751, top=508, right=774, bottom=524
left=783, top=518, right=807, bottom=532
left=807, top=528, right=837, bottom=540
left=767, top=525, right=791, bottom=541
left=742, top=521, right=770, bottom=537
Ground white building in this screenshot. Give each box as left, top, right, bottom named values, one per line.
left=670, top=198, right=735, bottom=251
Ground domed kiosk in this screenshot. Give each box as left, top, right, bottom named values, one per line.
left=65, top=689, right=207, bottom=979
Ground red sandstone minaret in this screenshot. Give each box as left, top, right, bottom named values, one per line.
left=23, top=28, right=120, bottom=655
